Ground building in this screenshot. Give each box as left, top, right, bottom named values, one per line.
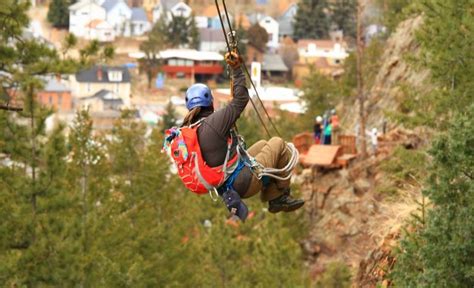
left=258, top=16, right=279, bottom=50
left=37, top=77, right=73, bottom=112
left=262, top=53, right=289, bottom=80
left=69, top=1, right=106, bottom=38
left=152, top=0, right=192, bottom=23
left=297, top=39, right=349, bottom=66
left=129, top=49, right=224, bottom=82
left=278, top=3, right=297, bottom=39
left=199, top=28, right=227, bottom=53
left=84, top=19, right=115, bottom=42
left=131, top=7, right=152, bottom=36
left=102, top=0, right=133, bottom=36
left=70, top=65, right=132, bottom=107
left=79, top=89, right=124, bottom=112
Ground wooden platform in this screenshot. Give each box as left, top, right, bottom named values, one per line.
left=300, top=145, right=343, bottom=167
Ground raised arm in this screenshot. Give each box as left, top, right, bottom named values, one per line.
left=203, top=53, right=249, bottom=137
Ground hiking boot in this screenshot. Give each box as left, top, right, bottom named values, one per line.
left=268, top=193, right=305, bottom=213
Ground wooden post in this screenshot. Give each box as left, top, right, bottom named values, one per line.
left=356, top=0, right=368, bottom=158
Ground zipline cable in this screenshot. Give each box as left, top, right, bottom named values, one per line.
left=214, top=0, right=282, bottom=138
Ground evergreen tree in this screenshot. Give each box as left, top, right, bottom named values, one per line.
left=161, top=101, right=178, bottom=132
left=392, top=104, right=474, bottom=286
left=140, top=17, right=167, bottom=88
left=47, top=0, right=70, bottom=28
left=394, top=0, right=474, bottom=130
left=293, top=0, right=331, bottom=40
left=167, top=14, right=201, bottom=48
left=331, top=0, right=356, bottom=39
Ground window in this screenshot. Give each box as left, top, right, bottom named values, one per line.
left=185, top=60, right=193, bottom=66
left=169, top=59, right=178, bottom=66
left=177, top=59, right=185, bottom=66
left=335, top=59, right=341, bottom=64
left=176, top=72, right=185, bottom=79
left=108, top=71, right=123, bottom=82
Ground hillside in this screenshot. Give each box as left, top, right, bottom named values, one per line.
left=301, top=16, right=431, bottom=285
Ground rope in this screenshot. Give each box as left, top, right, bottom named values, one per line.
left=214, top=0, right=281, bottom=138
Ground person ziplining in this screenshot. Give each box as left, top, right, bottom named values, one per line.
left=163, top=51, right=304, bottom=221
left=162, top=1, right=303, bottom=222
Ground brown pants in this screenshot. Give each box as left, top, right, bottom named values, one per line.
left=243, top=137, right=292, bottom=202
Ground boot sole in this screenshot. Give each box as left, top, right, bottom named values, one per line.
left=268, top=201, right=305, bottom=214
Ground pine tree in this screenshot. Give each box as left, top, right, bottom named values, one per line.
left=140, top=17, right=168, bottom=89
left=331, top=0, right=356, bottom=39
left=161, top=101, right=178, bottom=132
left=393, top=104, right=474, bottom=286
left=47, top=0, right=70, bottom=28
left=247, top=23, right=269, bottom=52
left=293, top=0, right=331, bottom=40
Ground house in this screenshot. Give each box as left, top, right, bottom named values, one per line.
left=37, top=76, right=73, bottom=112
left=70, top=65, right=132, bottom=107
left=258, top=16, right=279, bottom=50
left=248, top=13, right=279, bottom=50
left=84, top=19, right=115, bottom=42
left=152, top=0, right=192, bottom=23
left=297, top=39, right=349, bottom=66
left=199, top=28, right=227, bottom=53
left=79, top=89, right=124, bottom=112
left=262, top=53, right=288, bottom=80
left=129, top=49, right=224, bottom=82
left=102, top=0, right=133, bottom=36
left=131, top=7, right=151, bottom=36
left=69, top=1, right=106, bottom=38
left=278, top=3, right=297, bottom=39
left=292, top=39, right=348, bottom=81
left=201, top=4, right=232, bottom=29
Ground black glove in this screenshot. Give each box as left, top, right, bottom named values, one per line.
left=222, top=189, right=248, bottom=221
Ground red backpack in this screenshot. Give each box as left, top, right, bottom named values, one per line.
left=163, top=122, right=239, bottom=194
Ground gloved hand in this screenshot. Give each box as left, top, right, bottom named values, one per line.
left=224, top=51, right=242, bottom=69
left=222, top=189, right=248, bottom=221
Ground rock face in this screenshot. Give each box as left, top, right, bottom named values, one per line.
left=343, top=16, right=429, bottom=132
left=300, top=129, right=424, bottom=284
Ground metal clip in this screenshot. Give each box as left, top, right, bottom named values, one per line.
left=209, top=187, right=220, bottom=202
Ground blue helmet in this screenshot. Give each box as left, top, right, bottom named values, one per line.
left=185, top=83, right=213, bottom=110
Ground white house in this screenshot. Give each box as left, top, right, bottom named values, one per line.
left=101, top=0, right=132, bottom=37
left=278, top=3, right=297, bottom=38
left=152, top=0, right=192, bottom=23
left=69, top=1, right=106, bottom=38
left=259, top=16, right=279, bottom=50
left=131, top=8, right=151, bottom=36
left=84, top=19, right=115, bottom=42
left=297, top=39, right=349, bottom=65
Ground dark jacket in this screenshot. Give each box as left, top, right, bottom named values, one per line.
left=194, top=67, right=252, bottom=195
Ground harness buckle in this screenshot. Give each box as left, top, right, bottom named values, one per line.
left=209, top=187, right=220, bottom=202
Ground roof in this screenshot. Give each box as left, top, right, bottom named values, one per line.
left=83, top=89, right=124, bottom=104
left=262, top=54, right=288, bottom=72
left=131, top=7, right=148, bottom=22
left=43, top=77, right=70, bottom=92
left=199, top=28, right=226, bottom=42
left=101, top=0, right=128, bottom=13
left=129, top=49, right=224, bottom=61
left=86, top=19, right=106, bottom=28
left=75, top=66, right=131, bottom=83
left=298, top=39, right=341, bottom=50
left=69, top=1, right=97, bottom=11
